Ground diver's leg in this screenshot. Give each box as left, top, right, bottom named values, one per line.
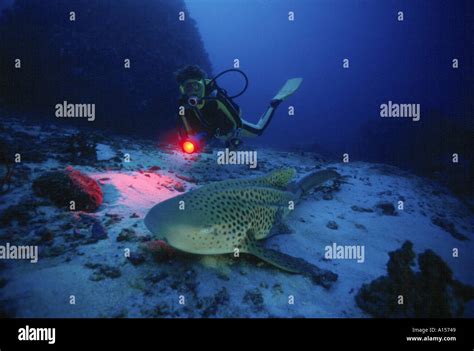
left=239, top=78, right=303, bottom=137
left=240, top=99, right=282, bottom=136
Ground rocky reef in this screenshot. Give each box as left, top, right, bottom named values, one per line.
left=356, top=241, right=474, bottom=318
left=32, top=167, right=103, bottom=212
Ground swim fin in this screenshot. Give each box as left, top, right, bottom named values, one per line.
left=272, top=78, right=303, bottom=101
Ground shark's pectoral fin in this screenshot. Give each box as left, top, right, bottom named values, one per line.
left=268, top=221, right=293, bottom=237
left=242, top=230, right=338, bottom=289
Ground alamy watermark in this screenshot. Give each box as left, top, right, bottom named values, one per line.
left=0, top=243, right=38, bottom=263
left=55, top=100, right=95, bottom=121
left=217, top=148, right=258, bottom=169
left=18, top=325, right=55, bottom=345
left=325, top=242, right=365, bottom=263
left=380, top=101, right=420, bottom=121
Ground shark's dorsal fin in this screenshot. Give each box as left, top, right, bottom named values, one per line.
left=189, top=168, right=296, bottom=194
left=259, top=168, right=296, bottom=188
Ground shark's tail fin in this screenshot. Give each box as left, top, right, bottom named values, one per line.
left=294, top=169, right=341, bottom=195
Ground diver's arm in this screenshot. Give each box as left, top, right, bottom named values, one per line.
left=180, top=115, right=193, bottom=135
left=176, top=108, right=193, bottom=140
left=176, top=116, right=188, bottom=140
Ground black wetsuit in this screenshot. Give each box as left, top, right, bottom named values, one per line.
left=178, top=81, right=242, bottom=139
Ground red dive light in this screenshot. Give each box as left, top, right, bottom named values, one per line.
left=182, top=140, right=196, bottom=154
left=180, top=133, right=206, bottom=154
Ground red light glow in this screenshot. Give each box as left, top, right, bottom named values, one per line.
left=182, top=140, right=196, bottom=154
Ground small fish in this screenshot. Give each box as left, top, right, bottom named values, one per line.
left=145, top=168, right=340, bottom=287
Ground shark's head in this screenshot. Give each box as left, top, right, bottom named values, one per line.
left=144, top=196, right=217, bottom=253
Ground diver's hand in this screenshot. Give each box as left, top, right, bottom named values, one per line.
left=226, top=138, right=243, bottom=150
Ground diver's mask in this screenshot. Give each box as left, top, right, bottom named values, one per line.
left=180, top=79, right=205, bottom=107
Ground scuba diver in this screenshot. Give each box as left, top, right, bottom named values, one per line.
left=175, top=65, right=302, bottom=153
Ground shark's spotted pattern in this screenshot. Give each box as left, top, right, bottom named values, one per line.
left=145, top=168, right=340, bottom=287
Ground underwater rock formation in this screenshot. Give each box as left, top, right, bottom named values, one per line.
left=431, top=216, right=468, bottom=241
left=141, top=239, right=176, bottom=262
left=376, top=202, right=397, bottom=216
left=0, top=0, right=212, bottom=136
left=63, top=132, right=98, bottom=165
left=32, top=167, right=103, bottom=212
left=89, top=222, right=108, bottom=242
left=355, top=241, right=474, bottom=318
left=0, top=199, right=39, bottom=227
left=85, top=263, right=122, bottom=281
left=0, top=140, right=14, bottom=193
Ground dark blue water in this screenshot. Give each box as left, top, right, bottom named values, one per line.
left=186, top=0, right=472, bottom=154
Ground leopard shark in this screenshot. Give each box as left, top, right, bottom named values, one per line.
left=144, top=168, right=340, bottom=287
